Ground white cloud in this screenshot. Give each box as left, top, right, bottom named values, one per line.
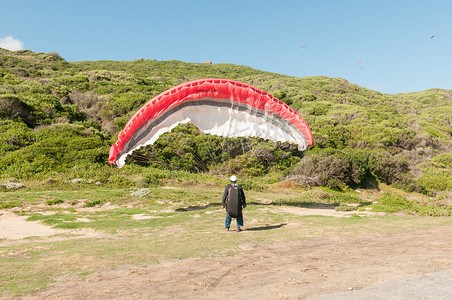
left=0, top=36, right=25, bottom=51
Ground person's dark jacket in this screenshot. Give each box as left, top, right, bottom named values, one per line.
left=222, top=183, right=246, bottom=207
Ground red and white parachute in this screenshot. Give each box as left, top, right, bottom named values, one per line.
left=109, top=78, right=313, bottom=168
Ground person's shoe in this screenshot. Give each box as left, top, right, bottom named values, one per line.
left=237, top=227, right=242, bottom=232
left=225, top=227, right=230, bottom=231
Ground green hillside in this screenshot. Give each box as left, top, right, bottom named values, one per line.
left=0, top=48, right=451, bottom=195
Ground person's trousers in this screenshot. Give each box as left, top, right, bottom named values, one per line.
left=225, top=213, right=243, bottom=228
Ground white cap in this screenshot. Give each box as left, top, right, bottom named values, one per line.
left=230, top=175, right=237, bottom=182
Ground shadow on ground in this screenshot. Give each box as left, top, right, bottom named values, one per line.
left=174, top=203, right=219, bottom=211
left=246, top=223, right=287, bottom=231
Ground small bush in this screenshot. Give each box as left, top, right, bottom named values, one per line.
left=287, top=149, right=367, bottom=188
left=335, top=205, right=357, bottom=212
left=239, top=179, right=263, bottom=191
left=0, top=200, right=22, bottom=209
left=416, top=168, right=452, bottom=192
left=46, top=198, right=64, bottom=206
left=367, top=150, right=410, bottom=185
left=371, top=192, right=415, bottom=214
left=85, top=199, right=101, bottom=207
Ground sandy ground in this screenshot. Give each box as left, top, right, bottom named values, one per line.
left=0, top=211, right=102, bottom=244
left=0, top=211, right=66, bottom=240
left=1, top=209, right=451, bottom=299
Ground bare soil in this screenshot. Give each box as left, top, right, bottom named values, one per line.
left=1, top=209, right=451, bottom=299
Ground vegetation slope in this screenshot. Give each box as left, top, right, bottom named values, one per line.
left=0, top=48, right=451, bottom=198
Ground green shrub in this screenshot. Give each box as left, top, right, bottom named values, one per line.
left=432, top=153, right=452, bottom=168
left=416, top=168, right=452, bottom=192
left=0, top=123, right=110, bottom=178
left=238, top=179, right=263, bottom=191
left=0, top=120, right=34, bottom=155
left=107, top=174, right=134, bottom=187
left=367, top=150, right=410, bottom=185
left=85, top=199, right=101, bottom=207
left=287, top=149, right=368, bottom=188
left=369, top=192, right=451, bottom=216
left=371, top=192, right=416, bottom=214
left=0, top=200, right=22, bottom=209
left=46, top=198, right=64, bottom=206
left=0, top=95, right=36, bottom=126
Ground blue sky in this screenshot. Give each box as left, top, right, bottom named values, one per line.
left=1, top=0, right=451, bottom=94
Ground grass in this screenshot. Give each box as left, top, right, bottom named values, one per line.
left=0, top=183, right=451, bottom=296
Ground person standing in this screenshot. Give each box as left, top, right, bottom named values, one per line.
left=222, top=175, right=246, bottom=231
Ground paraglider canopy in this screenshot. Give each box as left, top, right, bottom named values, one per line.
left=109, top=78, right=313, bottom=168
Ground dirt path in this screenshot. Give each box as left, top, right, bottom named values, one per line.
left=0, top=211, right=101, bottom=245
left=14, top=225, right=451, bottom=300
left=0, top=211, right=65, bottom=240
